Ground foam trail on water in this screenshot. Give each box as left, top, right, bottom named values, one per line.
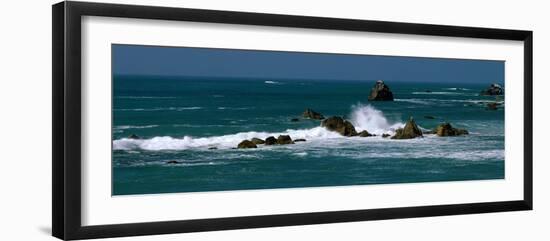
left=349, top=104, right=403, bottom=135
left=113, top=104, right=405, bottom=151
left=113, top=127, right=342, bottom=151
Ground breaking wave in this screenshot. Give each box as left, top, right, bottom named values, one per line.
left=113, top=104, right=405, bottom=151
left=114, top=125, right=159, bottom=130
left=349, top=104, right=404, bottom=135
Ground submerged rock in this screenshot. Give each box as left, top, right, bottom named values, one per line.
left=237, top=140, right=257, bottom=149
left=392, top=117, right=423, bottom=139
left=128, top=134, right=140, bottom=139
left=368, top=80, right=394, bottom=101
left=480, top=83, right=504, bottom=96
left=166, top=160, right=181, bottom=164
left=486, top=102, right=499, bottom=110
left=302, top=108, right=325, bottom=120
left=276, top=135, right=294, bottom=145
left=290, top=118, right=300, bottom=122
left=264, top=136, right=277, bottom=145
left=294, top=138, right=306, bottom=142
left=358, top=130, right=374, bottom=137
left=434, top=123, right=468, bottom=136
left=208, top=147, right=218, bottom=150
left=424, top=115, right=436, bottom=119
left=251, top=138, right=265, bottom=145
left=321, top=116, right=358, bottom=136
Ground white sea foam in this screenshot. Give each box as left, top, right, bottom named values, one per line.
left=264, top=80, right=282, bottom=84
left=394, top=99, right=432, bottom=105
left=113, top=104, right=409, bottom=150
left=348, top=148, right=504, bottom=161
left=217, top=107, right=253, bottom=110
left=394, top=98, right=504, bottom=106
left=442, top=87, right=471, bottom=91
left=349, top=104, right=404, bottom=135
left=412, top=91, right=465, bottom=95
left=114, top=125, right=159, bottom=130
left=113, top=127, right=343, bottom=150
left=293, top=152, right=308, bottom=157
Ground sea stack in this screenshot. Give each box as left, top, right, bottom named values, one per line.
left=392, top=117, right=423, bottom=139
left=480, top=83, right=504, bottom=96
left=368, top=80, right=394, bottom=101
left=302, top=108, right=325, bottom=120
left=434, top=123, right=469, bottom=136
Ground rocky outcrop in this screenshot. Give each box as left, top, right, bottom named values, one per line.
left=434, top=123, right=468, bottom=136
left=303, top=108, right=325, bottom=120
left=128, top=134, right=140, bottom=139
left=382, top=133, right=391, bottom=138
left=265, top=136, right=277, bottom=145
left=237, top=140, right=257, bottom=148
left=276, top=135, right=294, bottom=144
left=368, top=80, right=394, bottom=101
left=392, top=117, right=423, bottom=139
left=321, top=116, right=358, bottom=136
left=358, top=130, right=373, bottom=137
left=251, top=138, right=265, bottom=145
left=480, top=83, right=504, bottom=96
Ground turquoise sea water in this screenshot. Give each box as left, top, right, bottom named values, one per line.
left=112, top=75, right=504, bottom=195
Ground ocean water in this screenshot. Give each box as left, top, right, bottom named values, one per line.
left=112, top=75, right=504, bottom=195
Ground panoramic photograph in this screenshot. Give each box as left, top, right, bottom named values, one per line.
left=111, top=44, right=505, bottom=195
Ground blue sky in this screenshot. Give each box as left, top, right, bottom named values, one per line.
left=113, top=44, right=504, bottom=84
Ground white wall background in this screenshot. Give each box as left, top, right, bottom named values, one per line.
left=0, top=0, right=547, bottom=240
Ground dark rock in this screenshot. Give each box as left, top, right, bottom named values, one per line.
left=358, top=130, right=373, bottom=137
left=166, top=160, right=181, bottom=164
left=423, top=130, right=436, bottom=135
left=368, top=80, right=394, bottom=101
left=251, top=138, right=265, bottom=145
left=424, top=115, right=436, bottom=119
left=382, top=133, right=391, bottom=138
left=321, top=116, right=358, bottom=136
left=290, top=118, right=300, bottom=122
left=480, top=83, right=504, bottom=96
left=237, top=140, right=257, bottom=149
left=276, top=135, right=294, bottom=145
left=264, top=136, right=277, bottom=145
left=208, top=147, right=217, bottom=150
left=434, top=123, right=469, bottom=136
left=486, top=102, right=498, bottom=110
left=128, top=134, right=140, bottom=139
left=302, top=108, right=325, bottom=120
left=392, top=117, right=423, bottom=139
left=425, top=90, right=432, bottom=93
left=294, top=138, right=306, bottom=142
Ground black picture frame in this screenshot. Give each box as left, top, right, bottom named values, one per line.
left=52, top=1, right=533, bottom=240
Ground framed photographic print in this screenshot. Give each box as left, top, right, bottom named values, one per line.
left=52, top=1, right=533, bottom=240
